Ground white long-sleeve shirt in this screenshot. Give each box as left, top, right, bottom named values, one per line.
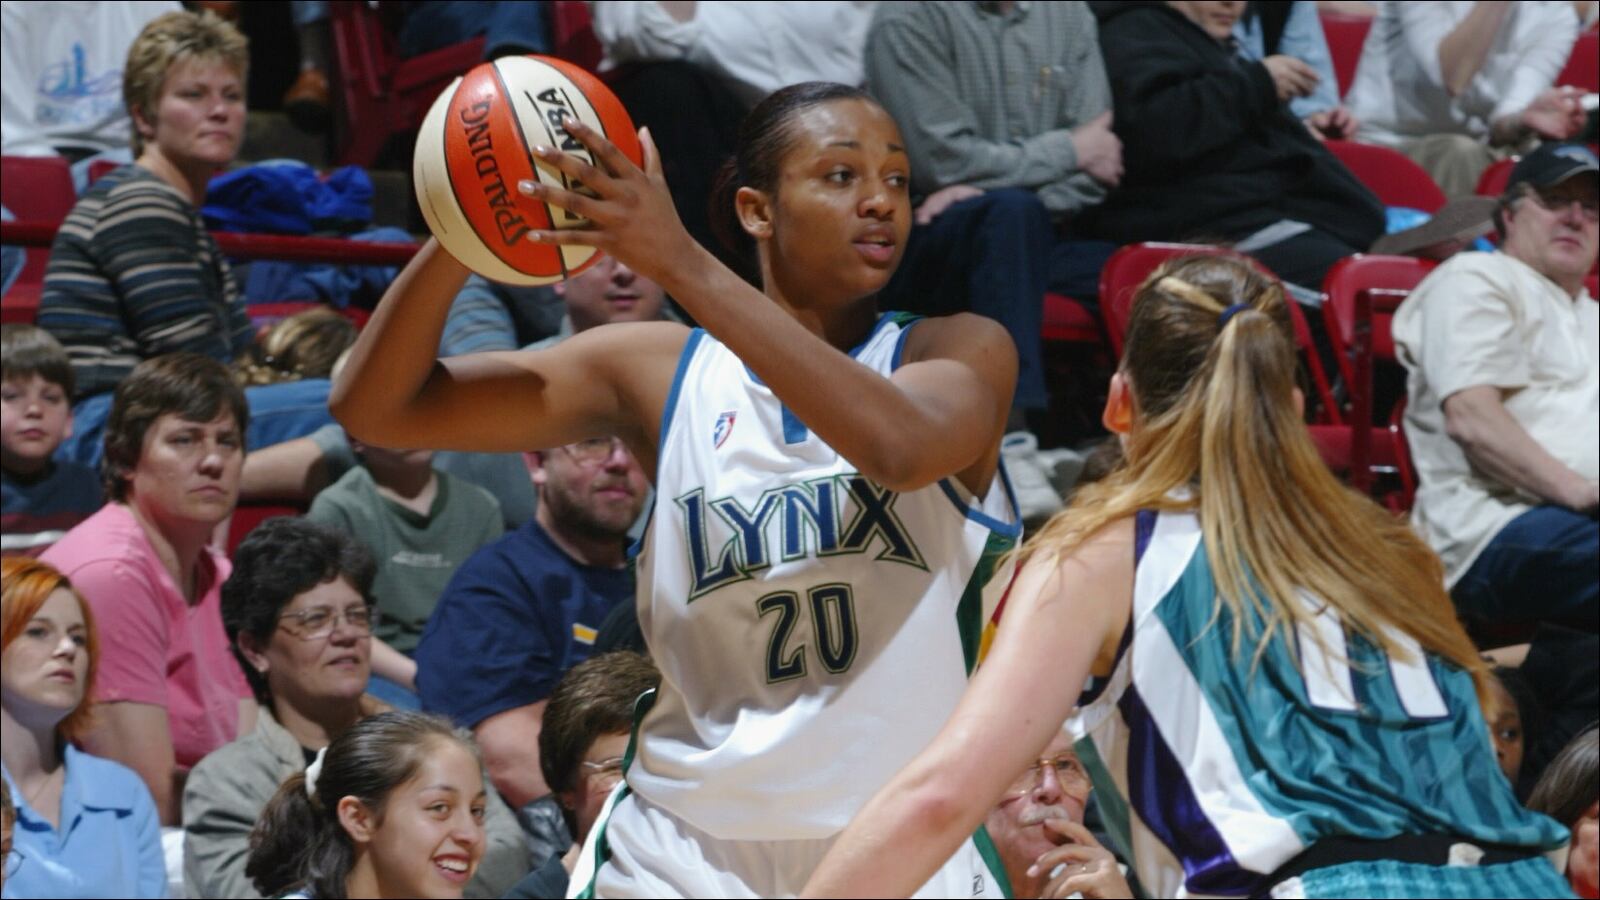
left=588, top=1, right=875, bottom=108
left=1348, top=0, right=1580, bottom=147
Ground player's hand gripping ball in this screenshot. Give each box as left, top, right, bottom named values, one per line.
left=413, top=55, right=642, bottom=284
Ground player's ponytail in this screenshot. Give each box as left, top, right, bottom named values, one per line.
left=706, top=81, right=877, bottom=289
left=1021, top=256, right=1486, bottom=697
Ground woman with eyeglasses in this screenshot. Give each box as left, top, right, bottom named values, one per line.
left=181, top=517, right=530, bottom=899
left=1, top=556, right=166, bottom=898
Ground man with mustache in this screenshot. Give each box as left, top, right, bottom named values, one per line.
left=986, top=731, right=1132, bottom=899
left=412, top=433, right=649, bottom=816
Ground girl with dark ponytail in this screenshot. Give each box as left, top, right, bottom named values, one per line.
left=246, top=711, right=487, bottom=899
left=806, top=255, right=1572, bottom=899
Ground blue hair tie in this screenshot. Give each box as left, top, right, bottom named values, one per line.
left=1217, top=303, right=1251, bottom=328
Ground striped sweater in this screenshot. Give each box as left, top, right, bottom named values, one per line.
left=37, top=165, right=252, bottom=398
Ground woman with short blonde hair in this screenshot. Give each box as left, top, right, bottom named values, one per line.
left=39, top=8, right=254, bottom=400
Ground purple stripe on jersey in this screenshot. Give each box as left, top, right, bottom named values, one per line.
left=1118, top=686, right=1263, bottom=897
left=1077, top=511, right=1153, bottom=707
left=1133, top=509, right=1158, bottom=563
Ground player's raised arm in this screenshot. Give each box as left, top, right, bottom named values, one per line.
left=329, top=238, right=687, bottom=460
left=522, top=89, right=1016, bottom=494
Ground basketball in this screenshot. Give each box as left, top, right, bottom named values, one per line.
left=413, top=55, right=642, bottom=285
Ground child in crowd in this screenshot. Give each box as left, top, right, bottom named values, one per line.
left=307, top=354, right=503, bottom=706
left=0, top=326, right=102, bottom=557
left=246, top=710, right=489, bottom=900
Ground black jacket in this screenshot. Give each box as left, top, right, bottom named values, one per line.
left=1084, top=2, right=1384, bottom=250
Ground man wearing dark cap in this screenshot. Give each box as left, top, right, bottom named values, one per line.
left=1392, top=142, right=1598, bottom=632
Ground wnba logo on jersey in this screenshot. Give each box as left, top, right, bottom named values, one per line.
left=713, top=410, right=737, bottom=449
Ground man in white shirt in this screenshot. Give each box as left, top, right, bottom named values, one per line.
left=1392, top=142, right=1598, bottom=631
left=1346, top=1, right=1589, bottom=197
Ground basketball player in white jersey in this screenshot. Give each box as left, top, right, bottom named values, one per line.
left=332, top=83, right=1021, bottom=897
left=803, top=256, right=1571, bottom=899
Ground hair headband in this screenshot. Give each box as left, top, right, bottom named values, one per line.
left=1217, top=303, right=1252, bottom=327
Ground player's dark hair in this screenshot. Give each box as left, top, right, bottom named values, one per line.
left=222, top=517, right=376, bottom=705
left=246, top=711, right=482, bottom=899
left=708, top=81, right=875, bottom=287
left=1527, top=724, right=1599, bottom=828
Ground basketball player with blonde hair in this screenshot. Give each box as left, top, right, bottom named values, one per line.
left=803, top=255, right=1573, bottom=899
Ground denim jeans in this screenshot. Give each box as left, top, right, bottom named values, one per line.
left=875, top=188, right=1115, bottom=412
left=1452, top=505, right=1599, bottom=631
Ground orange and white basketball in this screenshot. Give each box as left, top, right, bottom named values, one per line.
left=413, top=55, right=641, bottom=285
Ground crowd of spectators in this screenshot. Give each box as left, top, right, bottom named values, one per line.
left=1, top=1, right=1597, bottom=898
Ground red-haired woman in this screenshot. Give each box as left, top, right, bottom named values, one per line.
left=0, top=556, right=165, bottom=897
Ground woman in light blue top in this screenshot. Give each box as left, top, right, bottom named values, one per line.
left=0, top=557, right=165, bottom=899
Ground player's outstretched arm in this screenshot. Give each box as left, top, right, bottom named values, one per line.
left=330, top=238, right=688, bottom=461
left=801, top=519, right=1135, bottom=898
left=522, top=120, right=1017, bottom=493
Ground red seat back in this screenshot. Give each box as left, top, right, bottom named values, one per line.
left=1556, top=30, right=1599, bottom=93
left=1475, top=158, right=1516, bottom=197
left=1324, top=140, right=1447, bottom=212
left=1, top=155, right=77, bottom=320
left=330, top=0, right=484, bottom=167
left=551, top=0, right=603, bottom=73
left=1320, top=254, right=1437, bottom=507
left=1319, top=13, right=1372, bottom=98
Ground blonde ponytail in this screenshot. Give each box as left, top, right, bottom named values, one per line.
left=1020, top=256, right=1486, bottom=699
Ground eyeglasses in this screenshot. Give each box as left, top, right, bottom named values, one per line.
left=1527, top=187, right=1600, bottom=222
left=1005, top=754, right=1090, bottom=797
left=561, top=436, right=627, bottom=466
left=276, top=604, right=377, bottom=641
left=3, top=848, right=22, bottom=880
left=579, top=755, right=626, bottom=792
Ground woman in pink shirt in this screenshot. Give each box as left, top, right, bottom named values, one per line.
left=42, top=352, right=256, bottom=825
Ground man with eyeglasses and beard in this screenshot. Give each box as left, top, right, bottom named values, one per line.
left=413, top=432, right=649, bottom=844
left=984, top=730, right=1132, bottom=899
left=1393, top=142, right=1599, bottom=634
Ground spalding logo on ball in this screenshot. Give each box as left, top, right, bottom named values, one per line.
left=414, top=55, right=642, bottom=285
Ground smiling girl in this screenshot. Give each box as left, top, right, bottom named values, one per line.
left=247, top=711, right=490, bottom=900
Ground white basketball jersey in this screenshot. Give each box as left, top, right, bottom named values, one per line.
left=627, top=314, right=1020, bottom=841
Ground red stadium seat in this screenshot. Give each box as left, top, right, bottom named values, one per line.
left=1556, top=30, right=1599, bottom=93
left=551, top=0, right=604, bottom=73
left=0, top=155, right=77, bottom=324
left=330, top=1, right=486, bottom=167
left=1474, top=157, right=1517, bottom=197
left=1320, top=254, right=1437, bottom=509
left=1040, top=293, right=1103, bottom=345
left=227, top=503, right=307, bottom=556
left=1324, top=140, right=1447, bottom=212
left=1319, top=12, right=1371, bottom=98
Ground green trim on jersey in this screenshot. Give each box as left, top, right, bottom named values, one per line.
left=1074, top=737, right=1135, bottom=874
left=572, top=784, right=631, bottom=900
left=957, top=530, right=1018, bottom=673
left=972, top=824, right=1015, bottom=898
